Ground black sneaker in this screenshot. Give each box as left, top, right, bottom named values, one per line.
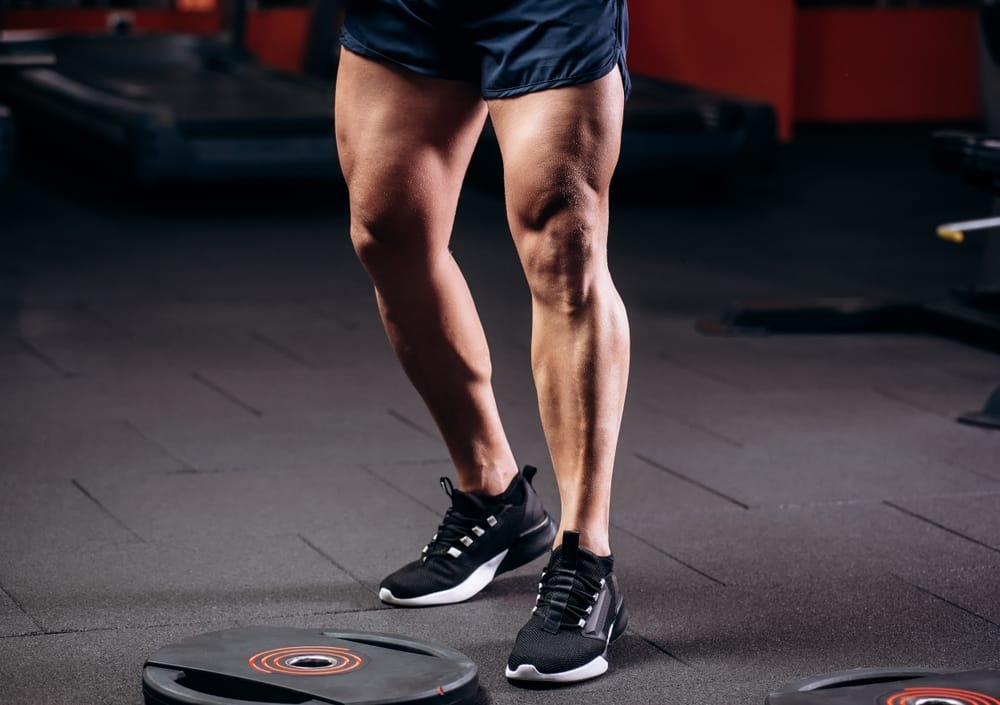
left=378, top=465, right=557, bottom=607
left=505, top=531, right=628, bottom=684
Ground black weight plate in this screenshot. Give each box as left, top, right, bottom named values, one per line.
left=766, top=669, right=1000, bottom=705
left=143, top=627, right=479, bottom=705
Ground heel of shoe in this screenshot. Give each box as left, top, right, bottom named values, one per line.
left=497, top=515, right=557, bottom=574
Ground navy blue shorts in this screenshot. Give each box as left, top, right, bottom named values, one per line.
left=339, top=0, right=630, bottom=99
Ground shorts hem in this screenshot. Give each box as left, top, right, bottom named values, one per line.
left=481, top=53, right=623, bottom=100
left=338, top=27, right=476, bottom=84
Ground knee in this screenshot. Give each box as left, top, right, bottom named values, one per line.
left=512, top=175, right=606, bottom=315
left=521, top=217, right=600, bottom=315
left=348, top=199, right=434, bottom=275
left=349, top=218, right=392, bottom=272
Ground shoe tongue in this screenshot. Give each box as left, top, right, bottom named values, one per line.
left=561, top=530, right=580, bottom=563
left=450, top=488, right=491, bottom=517
left=550, top=532, right=613, bottom=573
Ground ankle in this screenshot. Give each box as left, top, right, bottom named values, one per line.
left=456, top=462, right=519, bottom=497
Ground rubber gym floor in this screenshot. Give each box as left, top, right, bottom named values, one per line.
left=2, top=127, right=999, bottom=705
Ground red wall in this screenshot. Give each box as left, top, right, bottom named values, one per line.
left=627, top=0, right=797, bottom=139
left=245, top=8, right=309, bottom=74
left=2, top=8, right=220, bottom=34
left=795, top=8, right=981, bottom=123
left=627, top=2, right=981, bottom=137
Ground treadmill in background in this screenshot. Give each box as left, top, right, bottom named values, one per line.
left=621, top=76, right=776, bottom=177
left=1, top=0, right=57, bottom=188
left=0, top=0, right=340, bottom=184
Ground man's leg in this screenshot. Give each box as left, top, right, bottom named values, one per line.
left=492, top=70, right=630, bottom=684
left=337, top=49, right=557, bottom=607
left=488, top=70, right=629, bottom=558
left=336, top=48, right=517, bottom=496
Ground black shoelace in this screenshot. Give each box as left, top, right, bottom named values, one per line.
left=421, top=478, right=499, bottom=562
left=533, top=564, right=605, bottom=631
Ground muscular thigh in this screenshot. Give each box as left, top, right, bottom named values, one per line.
left=335, top=48, right=488, bottom=252
left=487, top=70, right=625, bottom=240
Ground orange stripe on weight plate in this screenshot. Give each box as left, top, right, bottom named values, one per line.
left=885, top=687, right=1000, bottom=705
left=248, top=645, right=364, bottom=676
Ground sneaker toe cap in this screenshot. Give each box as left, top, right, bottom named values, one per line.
left=379, top=561, right=441, bottom=600
left=507, top=621, right=606, bottom=674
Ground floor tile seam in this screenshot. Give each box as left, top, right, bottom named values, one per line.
left=772, top=487, right=1000, bottom=512
left=882, top=500, right=1000, bottom=556
left=772, top=497, right=883, bottom=510
left=296, top=533, right=377, bottom=593
left=190, top=370, right=263, bottom=417
left=885, top=488, right=1000, bottom=503
left=0, top=606, right=394, bottom=642
left=610, top=522, right=727, bottom=587
left=70, top=478, right=147, bottom=543
left=248, top=331, right=314, bottom=368
left=159, top=466, right=262, bottom=477
left=9, top=301, right=134, bottom=340
left=75, top=301, right=135, bottom=338
left=949, top=367, right=1000, bottom=385
left=627, top=570, right=921, bottom=594
left=15, top=337, right=73, bottom=377
left=240, top=330, right=315, bottom=368
left=656, top=351, right=753, bottom=392
left=359, top=463, right=443, bottom=517
left=870, top=386, right=963, bottom=422
left=624, top=627, right=693, bottom=668
left=0, top=620, right=231, bottom=640
left=302, top=301, right=366, bottom=331
left=633, top=452, right=751, bottom=510
left=925, top=561, right=1000, bottom=576
left=122, top=419, right=198, bottom=472
left=386, top=409, right=440, bottom=441
left=0, top=538, right=144, bottom=563
left=892, top=452, right=1000, bottom=483
left=0, top=581, right=44, bottom=633
left=889, top=573, right=1000, bottom=631
left=855, top=396, right=1000, bottom=483
left=0, top=530, right=355, bottom=561
left=940, top=463, right=1000, bottom=484
left=0, top=629, right=46, bottom=641
left=233, top=604, right=393, bottom=625
left=633, top=398, right=745, bottom=449
left=393, top=458, right=453, bottom=467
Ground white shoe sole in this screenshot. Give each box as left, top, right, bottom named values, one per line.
left=379, top=549, right=509, bottom=607
left=505, top=655, right=609, bottom=683
left=505, top=615, right=623, bottom=684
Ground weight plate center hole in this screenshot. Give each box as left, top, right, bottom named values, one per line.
left=913, top=699, right=966, bottom=705
left=284, top=655, right=338, bottom=669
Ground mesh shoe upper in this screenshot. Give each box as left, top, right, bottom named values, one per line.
left=380, top=466, right=552, bottom=601
left=507, top=531, right=626, bottom=675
